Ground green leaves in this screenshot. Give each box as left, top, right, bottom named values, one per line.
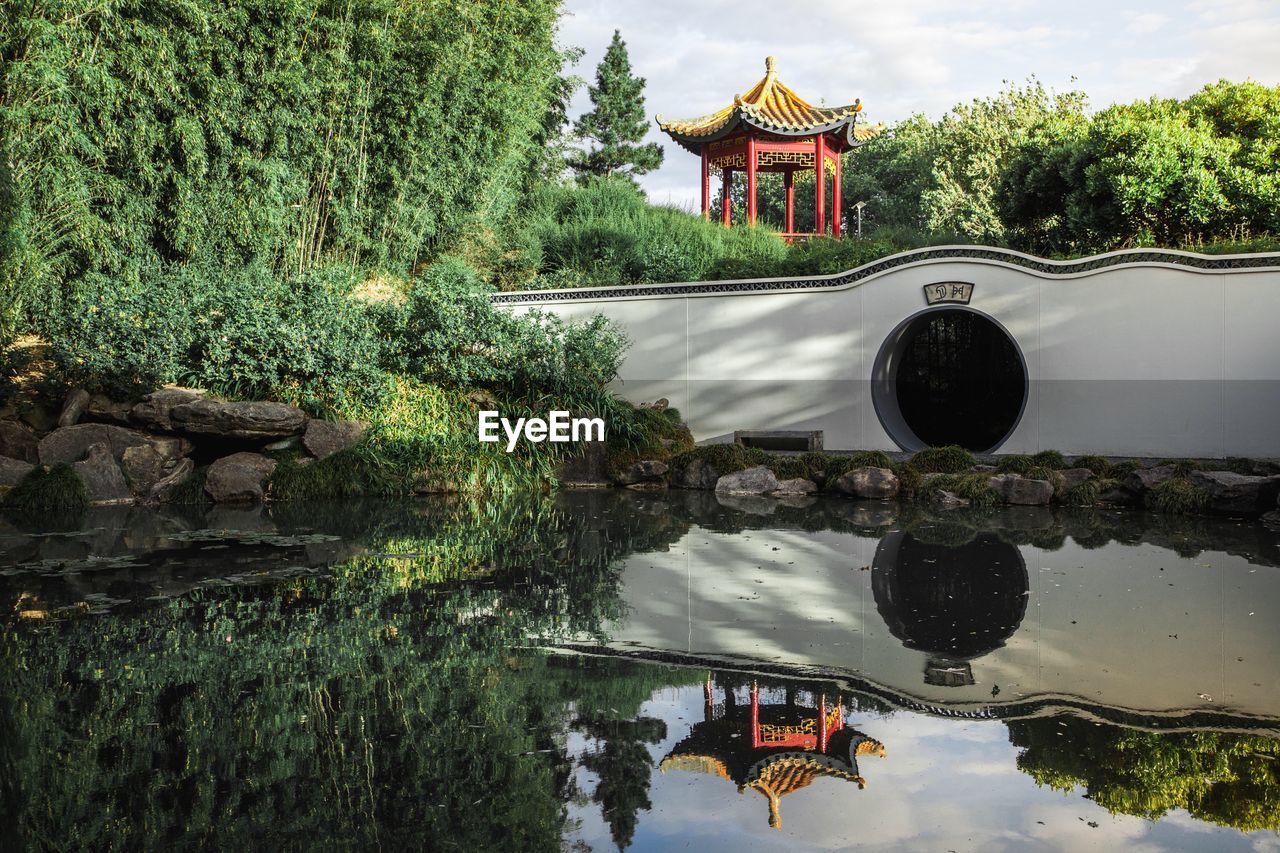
left=569, top=30, right=663, bottom=179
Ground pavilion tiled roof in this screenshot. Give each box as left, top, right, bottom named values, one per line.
left=656, top=56, right=882, bottom=152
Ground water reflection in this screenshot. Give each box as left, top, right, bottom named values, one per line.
left=1, top=491, right=1278, bottom=849
left=662, top=675, right=885, bottom=829
left=872, top=532, right=1027, bottom=686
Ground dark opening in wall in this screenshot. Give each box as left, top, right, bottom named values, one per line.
left=873, top=308, right=1027, bottom=453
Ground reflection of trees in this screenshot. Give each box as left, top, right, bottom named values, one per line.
left=576, top=717, right=666, bottom=850
left=0, top=492, right=694, bottom=850
left=1008, top=715, right=1280, bottom=831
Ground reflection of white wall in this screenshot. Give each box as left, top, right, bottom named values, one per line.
left=604, top=526, right=1280, bottom=720
left=509, top=251, right=1280, bottom=456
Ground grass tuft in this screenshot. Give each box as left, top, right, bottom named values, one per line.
left=910, top=445, right=976, bottom=474
left=1148, top=478, right=1210, bottom=514
left=2, top=463, right=87, bottom=513
left=924, top=473, right=1000, bottom=507
left=1158, top=458, right=1204, bottom=477
left=268, top=448, right=390, bottom=501
left=1073, top=454, right=1113, bottom=476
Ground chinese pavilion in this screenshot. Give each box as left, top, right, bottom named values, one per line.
left=660, top=675, right=886, bottom=829
left=656, top=56, right=882, bottom=239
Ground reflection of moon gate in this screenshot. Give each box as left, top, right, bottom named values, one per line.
left=873, top=531, right=1028, bottom=687
left=661, top=674, right=886, bottom=829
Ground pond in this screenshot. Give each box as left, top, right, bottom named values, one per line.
left=2, top=492, right=1278, bottom=851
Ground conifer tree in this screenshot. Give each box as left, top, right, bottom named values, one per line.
left=570, top=31, right=664, bottom=178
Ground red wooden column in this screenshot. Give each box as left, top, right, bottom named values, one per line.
left=832, top=146, right=843, bottom=238
left=818, top=693, right=829, bottom=753
left=704, top=673, right=714, bottom=722
left=700, top=145, right=711, bottom=219
left=750, top=681, right=761, bottom=748
left=784, top=170, right=795, bottom=233
left=721, top=168, right=732, bottom=226
left=746, top=136, right=758, bottom=225
left=814, top=133, right=826, bottom=235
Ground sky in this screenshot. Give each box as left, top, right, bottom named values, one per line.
left=558, top=0, right=1280, bottom=210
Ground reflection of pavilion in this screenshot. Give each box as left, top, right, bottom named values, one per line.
left=661, top=675, right=886, bottom=828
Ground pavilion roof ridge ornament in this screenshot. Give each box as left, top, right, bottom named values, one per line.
left=655, top=55, right=881, bottom=150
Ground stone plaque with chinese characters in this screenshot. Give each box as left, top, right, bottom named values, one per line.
left=923, top=282, right=974, bottom=305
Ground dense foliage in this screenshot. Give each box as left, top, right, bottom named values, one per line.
left=1, top=0, right=563, bottom=315
left=847, top=79, right=1280, bottom=254
left=523, top=177, right=786, bottom=287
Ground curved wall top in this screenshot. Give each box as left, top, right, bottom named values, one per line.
left=495, top=246, right=1280, bottom=457
left=493, top=245, right=1280, bottom=305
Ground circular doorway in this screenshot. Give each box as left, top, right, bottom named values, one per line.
left=872, top=307, right=1027, bottom=453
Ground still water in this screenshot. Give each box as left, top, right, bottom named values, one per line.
left=2, top=491, right=1278, bottom=851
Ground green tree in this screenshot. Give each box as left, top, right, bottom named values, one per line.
left=570, top=30, right=663, bottom=179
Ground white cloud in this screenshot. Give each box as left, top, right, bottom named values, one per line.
left=559, top=0, right=1280, bottom=208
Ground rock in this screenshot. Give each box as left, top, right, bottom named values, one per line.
left=0, top=455, right=35, bottom=489
left=129, top=387, right=206, bottom=431
left=19, top=403, right=58, bottom=433
left=1059, top=468, right=1095, bottom=490
left=57, top=388, right=91, bottom=427
left=971, top=464, right=998, bottom=473
left=714, top=465, right=779, bottom=495
left=1098, top=485, right=1138, bottom=505
left=40, top=424, right=152, bottom=465
left=147, top=435, right=195, bottom=460
left=38, top=423, right=190, bottom=466
left=303, top=419, right=367, bottom=459
left=640, top=398, right=669, bottom=412
left=148, top=458, right=195, bottom=503
left=624, top=480, right=667, bottom=491
left=1188, top=470, right=1280, bottom=516
left=121, top=444, right=167, bottom=496
left=675, top=457, right=719, bottom=490
left=204, top=452, right=277, bottom=502
left=614, top=459, right=669, bottom=486
left=834, top=466, right=900, bottom=500
left=714, top=493, right=778, bottom=515
left=931, top=489, right=970, bottom=509
left=1123, top=464, right=1177, bottom=494
left=170, top=398, right=308, bottom=440
left=86, top=394, right=134, bottom=426
left=1263, top=510, right=1280, bottom=530
left=555, top=440, right=609, bottom=486
left=0, top=421, right=40, bottom=463
left=772, top=477, right=817, bottom=495
left=989, top=473, right=1054, bottom=506
left=72, top=443, right=132, bottom=504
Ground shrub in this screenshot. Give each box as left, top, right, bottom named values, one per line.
left=670, top=443, right=768, bottom=477
left=766, top=456, right=811, bottom=481
left=1061, top=479, right=1102, bottom=506
left=51, top=263, right=388, bottom=413
left=925, top=473, right=1000, bottom=507
left=892, top=463, right=924, bottom=496
left=848, top=450, right=894, bottom=469
left=379, top=256, right=629, bottom=405
left=526, top=177, right=786, bottom=287
left=3, top=463, right=86, bottom=514
left=1148, top=479, right=1210, bottom=514
left=1031, top=450, right=1066, bottom=469
left=1158, top=458, right=1204, bottom=477
left=1108, top=460, right=1143, bottom=478
left=997, top=454, right=1035, bottom=474
left=910, top=445, right=976, bottom=473
left=1074, top=455, right=1113, bottom=476
left=268, top=449, right=389, bottom=501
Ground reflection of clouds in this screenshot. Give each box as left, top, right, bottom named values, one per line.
left=566, top=683, right=1271, bottom=852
